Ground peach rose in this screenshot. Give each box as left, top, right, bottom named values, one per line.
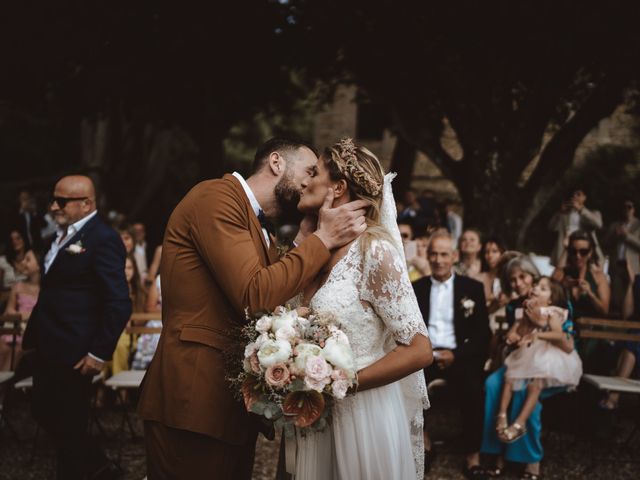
left=265, top=363, right=290, bottom=389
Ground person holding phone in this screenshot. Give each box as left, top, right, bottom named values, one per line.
left=548, top=189, right=603, bottom=267
left=552, top=229, right=610, bottom=319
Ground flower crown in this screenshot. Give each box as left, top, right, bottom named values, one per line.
left=328, top=138, right=382, bottom=197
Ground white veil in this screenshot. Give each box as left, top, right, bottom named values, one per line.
left=380, top=172, right=430, bottom=477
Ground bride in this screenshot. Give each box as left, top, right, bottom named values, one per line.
left=290, top=138, right=433, bottom=479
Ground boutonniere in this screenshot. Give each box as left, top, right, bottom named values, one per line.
left=461, top=296, right=475, bottom=317
left=65, top=240, right=86, bottom=255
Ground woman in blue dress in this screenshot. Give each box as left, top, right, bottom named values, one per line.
left=481, top=256, right=576, bottom=479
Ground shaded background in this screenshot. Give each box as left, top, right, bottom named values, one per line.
left=1, top=0, right=640, bottom=251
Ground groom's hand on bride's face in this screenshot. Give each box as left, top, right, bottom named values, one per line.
left=314, top=188, right=368, bottom=250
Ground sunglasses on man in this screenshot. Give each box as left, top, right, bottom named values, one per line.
left=568, top=247, right=591, bottom=257
left=50, top=196, right=88, bottom=208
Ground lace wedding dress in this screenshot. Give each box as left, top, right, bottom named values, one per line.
left=292, top=237, right=430, bottom=480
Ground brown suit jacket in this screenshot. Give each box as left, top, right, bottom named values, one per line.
left=137, top=174, right=330, bottom=445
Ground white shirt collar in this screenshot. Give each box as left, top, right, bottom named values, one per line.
left=432, top=272, right=455, bottom=288
left=232, top=172, right=263, bottom=219
left=57, top=210, right=98, bottom=239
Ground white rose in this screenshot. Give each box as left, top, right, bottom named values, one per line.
left=293, top=343, right=322, bottom=373
left=322, top=337, right=356, bottom=377
left=254, top=332, right=270, bottom=348
left=257, top=339, right=292, bottom=368
left=244, top=342, right=258, bottom=359
left=463, top=299, right=475, bottom=309
left=255, top=315, right=272, bottom=334
left=275, top=325, right=297, bottom=342
left=329, top=326, right=350, bottom=346
left=272, top=310, right=297, bottom=333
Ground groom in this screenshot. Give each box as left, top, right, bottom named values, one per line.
left=138, top=138, right=368, bottom=479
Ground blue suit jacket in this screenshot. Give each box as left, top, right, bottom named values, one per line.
left=23, top=213, right=132, bottom=367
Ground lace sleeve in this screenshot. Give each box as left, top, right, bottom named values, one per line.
left=361, top=239, right=429, bottom=345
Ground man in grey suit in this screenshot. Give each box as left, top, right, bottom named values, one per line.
left=548, top=189, right=603, bottom=267
left=603, top=199, right=640, bottom=317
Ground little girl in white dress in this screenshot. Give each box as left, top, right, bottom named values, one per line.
left=497, top=276, right=582, bottom=442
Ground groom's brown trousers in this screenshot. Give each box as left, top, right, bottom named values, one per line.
left=145, top=420, right=257, bottom=480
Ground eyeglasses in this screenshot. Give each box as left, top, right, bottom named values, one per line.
left=568, top=247, right=591, bottom=257
left=50, top=196, right=88, bottom=208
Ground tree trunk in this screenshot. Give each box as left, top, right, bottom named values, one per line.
left=389, top=135, right=416, bottom=195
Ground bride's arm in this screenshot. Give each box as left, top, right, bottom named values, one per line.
left=357, top=239, right=434, bottom=392
left=357, top=334, right=432, bottom=392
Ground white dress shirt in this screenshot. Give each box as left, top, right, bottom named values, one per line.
left=134, top=242, right=149, bottom=279
left=44, top=210, right=98, bottom=274
left=567, top=210, right=581, bottom=236
left=232, top=171, right=271, bottom=247
left=428, top=273, right=457, bottom=349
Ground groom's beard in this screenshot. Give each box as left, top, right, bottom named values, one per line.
left=274, top=172, right=304, bottom=225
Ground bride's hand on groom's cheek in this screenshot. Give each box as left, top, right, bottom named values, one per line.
left=315, top=189, right=368, bottom=250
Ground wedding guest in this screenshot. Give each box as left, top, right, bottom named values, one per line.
left=496, top=277, right=581, bottom=443
left=502, top=256, right=541, bottom=328
left=445, top=200, right=463, bottom=247
left=131, top=274, right=162, bottom=370
left=399, top=220, right=414, bottom=244
left=552, top=230, right=610, bottom=319
left=480, top=278, right=577, bottom=479
left=0, top=250, right=20, bottom=290
left=485, top=254, right=540, bottom=373
left=418, top=189, right=437, bottom=220
left=7, top=229, right=29, bottom=274
left=108, top=254, right=147, bottom=377
left=455, top=229, right=483, bottom=277
left=408, top=236, right=431, bottom=281
left=476, top=237, right=507, bottom=313
left=14, top=190, right=46, bottom=253
left=1, top=250, right=40, bottom=371
left=119, top=226, right=135, bottom=255
left=548, top=188, right=603, bottom=267
left=552, top=230, right=610, bottom=369
left=400, top=220, right=430, bottom=282
left=603, top=199, right=640, bottom=317
left=147, top=245, right=163, bottom=284
left=398, top=189, right=423, bottom=221
left=132, top=221, right=150, bottom=283
left=23, top=175, right=131, bottom=479
left=413, top=230, right=491, bottom=476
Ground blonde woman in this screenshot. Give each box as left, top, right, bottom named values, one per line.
left=292, top=138, right=433, bottom=479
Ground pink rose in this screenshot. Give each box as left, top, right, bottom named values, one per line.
left=265, top=363, right=290, bottom=389
left=304, top=355, right=332, bottom=392
left=305, top=376, right=330, bottom=392
left=331, top=379, right=350, bottom=399
left=331, top=369, right=348, bottom=381
left=249, top=352, right=261, bottom=375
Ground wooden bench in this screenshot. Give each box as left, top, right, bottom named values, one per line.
left=575, top=317, right=640, bottom=449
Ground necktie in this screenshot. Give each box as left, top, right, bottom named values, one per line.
left=257, top=210, right=276, bottom=237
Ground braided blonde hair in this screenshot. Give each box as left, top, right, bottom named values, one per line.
left=323, top=138, right=393, bottom=254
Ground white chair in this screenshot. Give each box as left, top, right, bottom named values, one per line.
left=0, top=314, right=23, bottom=438
left=104, top=314, right=161, bottom=460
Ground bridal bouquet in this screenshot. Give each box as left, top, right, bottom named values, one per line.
left=234, top=306, right=357, bottom=433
